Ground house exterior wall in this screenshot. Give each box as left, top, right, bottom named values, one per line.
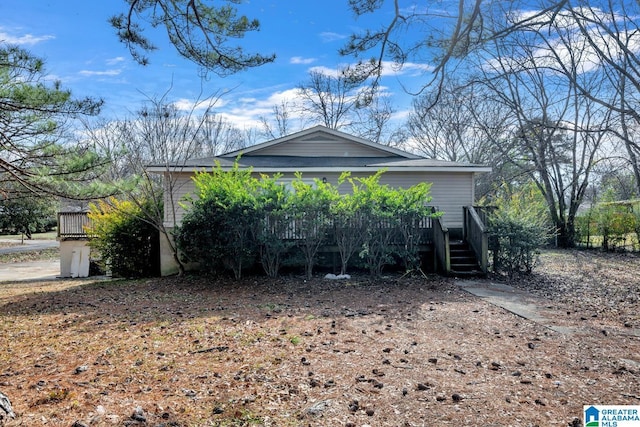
left=163, top=173, right=197, bottom=226
left=378, top=172, right=473, bottom=227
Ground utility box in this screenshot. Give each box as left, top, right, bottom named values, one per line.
left=60, top=240, right=90, bottom=278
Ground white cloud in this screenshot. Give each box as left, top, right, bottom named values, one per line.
left=319, top=31, right=348, bottom=42
left=168, top=87, right=303, bottom=130
left=308, top=65, right=343, bottom=78
left=106, top=57, right=126, bottom=65
left=0, top=30, right=54, bottom=45
left=290, top=56, right=317, bottom=65
left=380, top=60, right=433, bottom=76
left=214, top=88, right=305, bottom=129
left=173, top=97, right=227, bottom=112
left=79, top=69, right=122, bottom=77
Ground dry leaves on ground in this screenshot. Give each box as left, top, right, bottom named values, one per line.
left=0, top=249, right=638, bottom=426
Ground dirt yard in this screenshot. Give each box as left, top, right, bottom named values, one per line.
left=0, top=249, right=639, bottom=426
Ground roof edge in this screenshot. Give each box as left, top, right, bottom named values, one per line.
left=221, top=125, right=420, bottom=159
left=147, top=165, right=492, bottom=174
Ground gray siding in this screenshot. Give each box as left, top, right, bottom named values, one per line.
left=165, top=170, right=473, bottom=228
left=164, top=173, right=196, bottom=227
left=354, top=171, right=472, bottom=227
left=251, top=136, right=393, bottom=157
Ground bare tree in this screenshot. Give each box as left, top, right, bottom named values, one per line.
left=340, top=0, right=567, bottom=101
left=407, top=80, right=507, bottom=164
left=475, top=14, right=612, bottom=247
left=85, top=91, right=246, bottom=274
left=296, top=69, right=405, bottom=145
left=340, top=1, right=640, bottom=208
left=561, top=3, right=640, bottom=195
left=351, top=95, right=406, bottom=146
left=260, top=100, right=294, bottom=140
left=481, top=3, right=640, bottom=196
left=196, top=113, right=248, bottom=157
left=297, top=70, right=359, bottom=130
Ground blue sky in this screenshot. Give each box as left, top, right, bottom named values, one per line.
left=0, top=1, right=433, bottom=132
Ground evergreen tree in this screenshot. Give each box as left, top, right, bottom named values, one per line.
left=0, top=45, right=104, bottom=198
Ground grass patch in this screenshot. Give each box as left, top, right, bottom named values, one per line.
left=289, top=335, right=301, bottom=345
left=0, top=248, right=59, bottom=263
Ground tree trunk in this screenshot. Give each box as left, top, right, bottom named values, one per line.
left=555, top=221, right=576, bottom=248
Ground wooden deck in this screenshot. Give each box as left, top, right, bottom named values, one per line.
left=57, top=212, right=95, bottom=239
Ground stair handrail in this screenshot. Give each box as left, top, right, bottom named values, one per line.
left=431, top=207, right=450, bottom=274
left=463, top=206, right=488, bottom=274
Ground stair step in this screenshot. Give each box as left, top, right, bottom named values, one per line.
left=442, top=239, right=485, bottom=277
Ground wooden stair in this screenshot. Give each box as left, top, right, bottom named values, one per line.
left=449, top=240, right=483, bottom=276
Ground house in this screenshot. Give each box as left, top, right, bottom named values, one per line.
left=147, top=125, right=491, bottom=276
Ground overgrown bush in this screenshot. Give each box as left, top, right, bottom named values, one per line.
left=254, top=175, right=293, bottom=278
left=176, top=163, right=263, bottom=279
left=288, top=173, right=338, bottom=278
left=88, top=197, right=160, bottom=278
left=486, top=185, right=552, bottom=276
left=394, top=184, right=434, bottom=272
left=351, top=172, right=433, bottom=276
left=596, top=203, right=636, bottom=251
left=174, top=163, right=436, bottom=279
left=331, top=173, right=367, bottom=275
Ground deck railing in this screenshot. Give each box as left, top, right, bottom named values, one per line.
left=463, top=206, right=488, bottom=274
left=264, top=211, right=434, bottom=245
left=473, top=205, right=497, bottom=226
left=432, top=208, right=450, bottom=274
left=57, top=212, right=94, bottom=239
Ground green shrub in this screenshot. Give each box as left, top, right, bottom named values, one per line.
left=175, top=164, right=436, bottom=279
left=175, top=196, right=230, bottom=273
left=487, top=185, right=552, bottom=276
left=574, top=213, right=596, bottom=247
left=331, top=173, right=368, bottom=275
left=255, top=177, right=295, bottom=278
left=0, top=191, right=56, bottom=237
left=577, top=200, right=640, bottom=251
left=88, top=197, right=160, bottom=278
left=176, top=162, right=262, bottom=279
left=348, top=171, right=433, bottom=276
left=595, top=203, right=636, bottom=251
left=288, top=173, right=338, bottom=279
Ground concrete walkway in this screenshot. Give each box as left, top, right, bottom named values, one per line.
left=0, top=239, right=60, bottom=281
left=455, top=279, right=577, bottom=334
left=0, top=260, right=60, bottom=282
